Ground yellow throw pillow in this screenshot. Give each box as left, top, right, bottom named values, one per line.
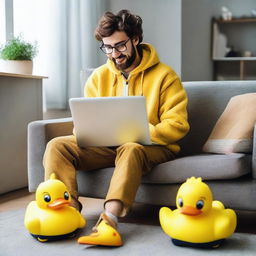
left=203, top=93, right=256, bottom=154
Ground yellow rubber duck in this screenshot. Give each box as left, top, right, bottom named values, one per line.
left=159, top=177, right=237, bottom=248
left=24, top=173, right=86, bottom=242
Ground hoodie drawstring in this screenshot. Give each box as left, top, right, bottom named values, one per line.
left=140, top=71, right=144, bottom=96
left=111, top=74, right=117, bottom=96
left=123, top=80, right=129, bottom=96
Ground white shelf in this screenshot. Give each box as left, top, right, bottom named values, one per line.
left=212, top=17, right=256, bottom=80
left=213, top=57, right=256, bottom=61
left=0, top=72, right=47, bottom=79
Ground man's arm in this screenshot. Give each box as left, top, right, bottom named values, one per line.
left=149, top=77, right=190, bottom=148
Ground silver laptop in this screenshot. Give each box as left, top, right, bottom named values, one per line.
left=69, top=96, right=152, bottom=147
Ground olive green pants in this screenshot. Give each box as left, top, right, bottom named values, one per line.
left=43, top=135, right=174, bottom=216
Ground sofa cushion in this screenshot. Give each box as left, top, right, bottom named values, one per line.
left=141, top=153, right=251, bottom=184
left=202, top=93, right=256, bottom=154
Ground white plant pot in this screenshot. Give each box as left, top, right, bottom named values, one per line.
left=0, top=60, right=33, bottom=74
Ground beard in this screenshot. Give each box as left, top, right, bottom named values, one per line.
left=111, top=44, right=137, bottom=71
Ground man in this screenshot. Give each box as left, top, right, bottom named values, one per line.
left=43, top=9, right=189, bottom=246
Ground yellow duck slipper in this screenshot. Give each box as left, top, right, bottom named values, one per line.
left=78, top=213, right=123, bottom=247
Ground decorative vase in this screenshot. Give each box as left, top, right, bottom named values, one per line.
left=0, top=60, right=33, bottom=74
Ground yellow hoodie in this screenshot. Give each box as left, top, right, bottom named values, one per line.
left=84, top=43, right=189, bottom=154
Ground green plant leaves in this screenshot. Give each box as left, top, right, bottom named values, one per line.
left=0, top=36, right=38, bottom=60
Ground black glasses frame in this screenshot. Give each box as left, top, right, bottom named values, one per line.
left=100, top=38, right=130, bottom=54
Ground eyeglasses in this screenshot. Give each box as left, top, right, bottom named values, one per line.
left=100, top=38, right=130, bottom=54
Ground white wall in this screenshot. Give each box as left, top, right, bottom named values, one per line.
left=181, top=0, right=214, bottom=81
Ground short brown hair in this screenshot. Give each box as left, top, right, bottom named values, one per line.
left=95, top=9, right=143, bottom=43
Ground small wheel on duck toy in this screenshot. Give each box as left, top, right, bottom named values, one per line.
left=37, top=237, right=48, bottom=242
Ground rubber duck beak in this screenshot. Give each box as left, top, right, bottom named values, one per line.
left=48, top=199, right=70, bottom=210
left=180, top=205, right=202, bottom=216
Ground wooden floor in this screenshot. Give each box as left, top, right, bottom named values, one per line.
left=1, top=187, right=256, bottom=234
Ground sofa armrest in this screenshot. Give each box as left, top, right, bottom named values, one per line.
left=27, top=118, right=73, bottom=192
left=253, top=123, right=256, bottom=178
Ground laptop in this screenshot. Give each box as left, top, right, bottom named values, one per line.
left=69, top=96, right=152, bottom=147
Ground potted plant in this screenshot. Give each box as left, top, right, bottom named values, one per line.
left=0, top=36, right=38, bottom=74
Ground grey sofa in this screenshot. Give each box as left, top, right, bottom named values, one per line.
left=28, top=80, right=256, bottom=211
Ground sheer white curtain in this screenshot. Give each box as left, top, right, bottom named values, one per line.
left=13, top=0, right=106, bottom=110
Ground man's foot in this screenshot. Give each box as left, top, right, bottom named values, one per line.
left=70, top=197, right=83, bottom=212
left=77, top=213, right=123, bottom=246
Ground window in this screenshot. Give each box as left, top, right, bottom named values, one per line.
left=0, top=0, right=6, bottom=44
left=0, top=0, right=14, bottom=45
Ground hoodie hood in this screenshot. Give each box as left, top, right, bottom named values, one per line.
left=106, top=43, right=160, bottom=76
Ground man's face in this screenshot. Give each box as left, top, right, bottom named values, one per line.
left=102, top=31, right=139, bottom=72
